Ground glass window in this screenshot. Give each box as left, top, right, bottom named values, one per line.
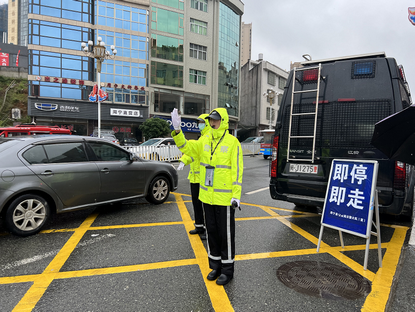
left=151, top=34, right=183, bottom=62
left=190, top=43, right=207, bottom=60
left=279, top=77, right=287, bottom=89
left=268, top=72, right=276, bottom=86
left=151, top=61, right=183, bottom=88
left=189, top=69, right=207, bottom=85
left=23, top=145, right=48, bottom=164
left=191, top=0, right=208, bottom=12
left=89, top=142, right=129, bottom=161
left=43, top=143, right=88, bottom=163
left=152, top=0, right=184, bottom=10
left=151, top=8, right=183, bottom=35
left=190, top=18, right=207, bottom=35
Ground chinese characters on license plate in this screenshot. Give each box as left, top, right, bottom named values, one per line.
left=289, top=164, right=318, bottom=174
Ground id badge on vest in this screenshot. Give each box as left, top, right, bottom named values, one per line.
left=205, top=165, right=215, bottom=187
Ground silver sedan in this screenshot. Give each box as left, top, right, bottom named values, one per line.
left=0, top=135, right=178, bottom=237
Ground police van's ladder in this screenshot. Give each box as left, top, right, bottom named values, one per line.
left=287, top=63, right=323, bottom=163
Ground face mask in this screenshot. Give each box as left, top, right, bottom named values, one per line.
left=198, top=123, right=205, bottom=131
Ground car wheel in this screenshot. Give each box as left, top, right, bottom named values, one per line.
left=5, top=194, right=50, bottom=237
left=263, top=155, right=269, bottom=159
left=145, top=176, right=170, bottom=204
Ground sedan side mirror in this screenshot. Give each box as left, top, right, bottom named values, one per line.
left=130, top=154, right=140, bottom=162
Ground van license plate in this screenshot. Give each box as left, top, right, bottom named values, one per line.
left=289, top=164, right=318, bottom=174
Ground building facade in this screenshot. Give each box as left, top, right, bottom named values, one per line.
left=11, top=0, right=244, bottom=140
left=26, top=0, right=151, bottom=139
left=149, top=0, right=244, bottom=138
left=240, top=21, right=251, bottom=68
left=239, top=54, right=289, bottom=138
left=0, top=3, right=7, bottom=43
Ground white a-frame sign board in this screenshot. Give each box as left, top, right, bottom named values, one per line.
left=317, top=159, right=382, bottom=270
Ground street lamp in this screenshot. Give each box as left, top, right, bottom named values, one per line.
left=81, top=37, right=117, bottom=138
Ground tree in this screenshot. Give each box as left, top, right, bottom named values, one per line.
left=139, top=117, right=171, bottom=140
left=0, top=76, right=28, bottom=126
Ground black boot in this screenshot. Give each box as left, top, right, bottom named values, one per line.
left=189, top=227, right=204, bottom=235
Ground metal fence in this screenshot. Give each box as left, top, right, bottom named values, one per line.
left=241, top=143, right=262, bottom=156
left=123, top=142, right=262, bottom=162
left=123, top=145, right=182, bottom=162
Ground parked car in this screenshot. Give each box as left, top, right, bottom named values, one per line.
left=241, top=136, right=264, bottom=144
left=121, top=138, right=140, bottom=146
left=0, top=135, right=178, bottom=237
left=140, top=138, right=176, bottom=146
left=100, top=133, right=120, bottom=145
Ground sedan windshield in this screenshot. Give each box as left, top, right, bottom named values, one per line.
left=140, top=138, right=162, bottom=146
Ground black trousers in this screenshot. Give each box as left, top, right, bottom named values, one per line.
left=190, top=183, right=204, bottom=229
left=203, top=203, right=235, bottom=276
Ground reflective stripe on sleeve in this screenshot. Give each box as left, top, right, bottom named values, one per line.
left=216, top=165, right=231, bottom=169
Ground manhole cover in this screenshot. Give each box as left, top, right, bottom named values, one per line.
left=277, top=261, right=371, bottom=300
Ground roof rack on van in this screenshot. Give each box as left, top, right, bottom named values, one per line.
left=301, top=52, right=386, bottom=66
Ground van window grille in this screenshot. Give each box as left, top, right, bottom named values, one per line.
left=280, top=100, right=391, bottom=152
left=351, top=61, right=376, bottom=79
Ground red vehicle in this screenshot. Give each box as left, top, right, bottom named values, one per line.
left=0, top=124, right=72, bottom=137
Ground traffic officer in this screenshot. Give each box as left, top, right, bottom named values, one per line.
left=177, top=113, right=210, bottom=240
left=171, top=107, right=243, bottom=286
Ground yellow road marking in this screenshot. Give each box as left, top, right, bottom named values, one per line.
left=12, top=214, right=98, bottom=312
left=361, top=227, right=408, bottom=312
left=1, top=196, right=408, bottom=312
left=174, top=193, right=234, bottom=312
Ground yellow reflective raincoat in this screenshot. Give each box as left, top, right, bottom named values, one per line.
left=172, top=108, right=243, bottom=206
left=179, top=114, right=210, bottom=184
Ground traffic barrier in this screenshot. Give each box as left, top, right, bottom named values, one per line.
left=241, top=143, right=261, bottom=156
left=123, top=145, right=182, bottom=162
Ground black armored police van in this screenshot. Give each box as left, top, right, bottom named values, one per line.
left=269, top=52, right=415, bottom=219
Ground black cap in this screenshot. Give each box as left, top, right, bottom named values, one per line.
left=207, top=111, right=221, bottom=120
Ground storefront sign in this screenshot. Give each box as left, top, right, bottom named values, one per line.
left=0, top=53, right=9, bottom=66
left=110, top=108, right=141, bottom=117
left=60, top=106, right=80, bottom=113
left=44, top=76, right=84, bottom=85
left=156, top=116, right=200, bottom=133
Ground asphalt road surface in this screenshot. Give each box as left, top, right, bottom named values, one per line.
left=0, top=155, right=412, bottom=311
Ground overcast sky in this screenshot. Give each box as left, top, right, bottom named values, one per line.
left=242, top=0, right=415, bottom=93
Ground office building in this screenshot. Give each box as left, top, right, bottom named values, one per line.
left=20, top=0, right=243, bottom=140
left=149, top=0, right=244, bottom=137
left=240, top=22, right=251, bottom=68
left=239, top=53, right=289, bottom=137
left=26, top=0, right=151, bottom=139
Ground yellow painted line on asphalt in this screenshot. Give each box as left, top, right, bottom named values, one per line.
left=1, top=195, right=408, bottom=312
left=12, top=213, right=98, bottom=312
left=362, top=226, right=408, bottom=312
left=174, top=193, right=234, bottom=312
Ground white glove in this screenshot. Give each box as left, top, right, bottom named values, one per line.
left=177, top=162, right=185, bottom=170
left=231, top=198, right=240, bottom=209
left=171, top=108, right=182, bottom=130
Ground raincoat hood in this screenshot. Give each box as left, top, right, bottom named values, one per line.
left=198, top=113, right=210, bottom=136
left=208, top=108, right=229, bottom=139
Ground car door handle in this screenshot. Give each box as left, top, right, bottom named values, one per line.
left=101, top=168, right=110, bottom=174
left=40, top=170, right=53, bottom=176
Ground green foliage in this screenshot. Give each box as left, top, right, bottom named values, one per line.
left=139, top=117, right=171, bottom=139
left=0, top=76, right=28, bottom=126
